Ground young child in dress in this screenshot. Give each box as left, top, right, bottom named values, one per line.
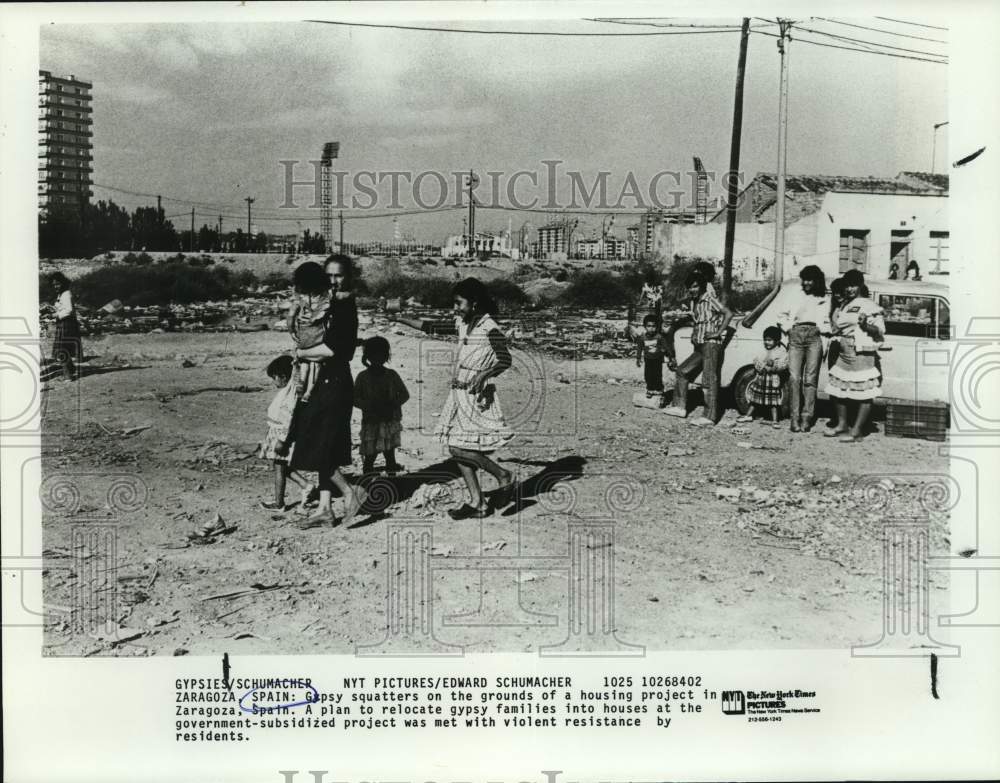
left=287, top=262, right=333, bottom=402
left=635, top=314, right=670, bottom=398
left=258, top=355, right=315, bottom=510
left=737, top=326, right=788, bottom=426
left=353, top=336, right=410, bottom=476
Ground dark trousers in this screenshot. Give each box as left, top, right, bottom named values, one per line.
left=643, top=355, right=664, bottom=392
left=787, top=323, right=822, bottom=425
left=52, top=316, right=81, bottom=380
left=674, top=341, right=723, bottom=422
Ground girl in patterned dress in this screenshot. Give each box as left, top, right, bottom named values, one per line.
left=737, top=326, right=788, bottom=426
left=435, top=278, right=516, bottom=519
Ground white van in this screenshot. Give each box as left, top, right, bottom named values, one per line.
left=671, top=279, right=951, bottom=415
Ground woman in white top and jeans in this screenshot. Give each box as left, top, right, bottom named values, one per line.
left=777, top=265, right=830, bottom=432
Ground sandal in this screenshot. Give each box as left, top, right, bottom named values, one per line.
left=259, top=500, right=285, bottom=511
left=293, top=512, right=336, bottom=530
left=839, top=434, right=864, bottom=443
left=447, top=503, right=491, bottom=520
left=491, top=480, right=517, bottom=510
left=824, top=428, right=849, bottom=438
left=299, top=484, right=319, bottom=508
left=735, top=414, right=754, bottom=423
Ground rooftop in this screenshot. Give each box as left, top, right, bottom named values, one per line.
left=712, top=170, right=948, bottom=225
left=753, top=171, right=947, bottom=195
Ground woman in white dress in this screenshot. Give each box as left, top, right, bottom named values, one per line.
left=824, top=269, right=885, bottom=443
left=436, top=278, right=516, bottom=519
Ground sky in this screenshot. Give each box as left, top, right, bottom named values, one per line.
left=39, top=18, right=948, bottom=242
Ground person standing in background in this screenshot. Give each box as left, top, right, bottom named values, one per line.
left=50, top=272, right=81, bottom=381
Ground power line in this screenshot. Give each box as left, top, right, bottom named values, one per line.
left=93, top=182, right=472, bottom=222
left=754, top=29, right=947, bottom=65
left=305, top=18, right=748, bottom=36
left=585, top=18, right=752, bottom=29
left=813, top=17, right=947, bottom=44
left=793, top=23, right=949, bottom=59
left=92, top=182, right=247, bottom=211
left=874, top=16, right=948, bottom=32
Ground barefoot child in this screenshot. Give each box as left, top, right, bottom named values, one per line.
left=258, top=355, right=315, bottom=510
left=353, top=336, right=410, bottom=475
left=635, top=314, right=670, bottom=398
left=737, top=326, right=788, bottom=426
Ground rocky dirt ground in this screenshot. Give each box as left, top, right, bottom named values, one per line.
left=39, top=318, right=949, bottom=657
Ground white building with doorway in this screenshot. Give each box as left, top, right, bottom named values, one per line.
left=652, top=172, right=948, bottom=282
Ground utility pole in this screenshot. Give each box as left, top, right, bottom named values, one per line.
left=244, top=196, right=254, bottom=251
left=773, top=19, right=793, bottom=285
left=931, top=121, right=949, bottom=174
left=190, top=208, right=195, bottom=251
left=722, top=18, right=751, bottom=304
left=467, top=170, right=477, bottom=258
left=339, top=210, right=345, bottom=253
left=157, top=194, right=162, bottom=222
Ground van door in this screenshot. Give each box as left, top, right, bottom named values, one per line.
left=915, top=297, right=951, bottom=404
left=875, top=291, right=949, bottom=402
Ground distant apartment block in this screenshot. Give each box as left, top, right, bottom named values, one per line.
left=38, top=70, right=93, bottom=214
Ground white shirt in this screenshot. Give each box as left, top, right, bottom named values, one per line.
left=778, top=288, right=831, bottom=333
left=55, top=290, right=74, bottom=319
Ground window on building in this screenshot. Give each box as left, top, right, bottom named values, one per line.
left=878, top=294, right=943, bottom=339
left=839, top=229, right=870, bottom=273
left=929, top=231, right=949, bottom=275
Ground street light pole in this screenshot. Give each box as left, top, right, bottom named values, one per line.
left=932, top=121, right=949, bottom=174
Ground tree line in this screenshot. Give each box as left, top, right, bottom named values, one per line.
left=39, top=200, right=328, bottom=259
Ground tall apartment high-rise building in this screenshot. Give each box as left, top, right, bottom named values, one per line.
left=38, top=70, right=93, bottom=216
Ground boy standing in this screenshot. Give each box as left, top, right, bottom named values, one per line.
left=636, top=314, right=670, bottom=398
left=664, top=271, right=733, bottom=426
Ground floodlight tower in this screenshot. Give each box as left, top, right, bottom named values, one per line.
left=321, top=141, right=340, bottom=252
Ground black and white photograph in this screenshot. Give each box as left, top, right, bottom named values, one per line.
left=3, top=2, right=1000, bottom=781
left=31, top=10, right=957, bottom=655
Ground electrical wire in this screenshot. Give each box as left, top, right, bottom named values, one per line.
left=874, top=16, right=948, bottom=32
left=754, top=29, right=947, bottom=65
left=93, top=182, right=472, bottom=222
left=305, top=18, right=748, bottom=36
left=812, top=17, right=947, bottom=44
left=92, top=182, right=248, bottom=211
left=584, top=18, right=762, bottom=30
left=792, top=23, right=949, bottom=59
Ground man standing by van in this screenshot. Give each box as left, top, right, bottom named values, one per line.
left=663, top=270, right=733, bottom=426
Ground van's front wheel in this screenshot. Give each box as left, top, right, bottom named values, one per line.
left=730, top=366, right=756, bottom=416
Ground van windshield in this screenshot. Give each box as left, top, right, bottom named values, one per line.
left=741, top=284, right=781, bottom=328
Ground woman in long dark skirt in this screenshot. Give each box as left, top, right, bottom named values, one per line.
left=289, top=255, right=367, bottom=528
left=50, top=272, right=82, bottom=381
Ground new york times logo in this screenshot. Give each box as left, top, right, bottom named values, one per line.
left=721, top=690, right=745, bottom=715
